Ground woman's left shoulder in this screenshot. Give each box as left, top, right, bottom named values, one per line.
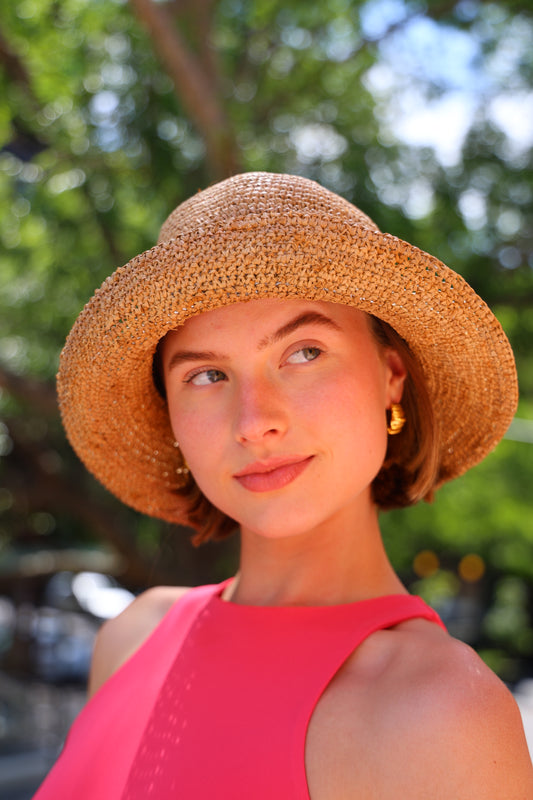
left=402, top=621, right=519, bottom=717
left=391, top=620, right=520, bottom=736
left=395, top=621, right=533, bottom=795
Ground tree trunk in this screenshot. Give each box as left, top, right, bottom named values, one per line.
left=129, top=0, right=241, bottom=179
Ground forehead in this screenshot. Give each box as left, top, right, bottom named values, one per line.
left=167, top=298, right=369, bottom=343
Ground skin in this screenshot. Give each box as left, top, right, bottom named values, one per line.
left=89, top=299, right=533, bottom=798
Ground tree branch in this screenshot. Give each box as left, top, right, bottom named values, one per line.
left=0, top=27, right=33, bottom=89
left=129, top=0, right=241, bottom=178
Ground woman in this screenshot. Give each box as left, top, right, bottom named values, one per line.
left=36, top=172, right=532, bottom=798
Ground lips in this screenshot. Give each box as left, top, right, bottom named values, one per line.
left=233, top=456, right=314, bottom=493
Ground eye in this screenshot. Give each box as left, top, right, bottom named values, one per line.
left=286, top=346, right=322, bottom=365
left=186, top=368, right=227, bottom=386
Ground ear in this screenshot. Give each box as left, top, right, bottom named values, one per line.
left=383, top=348, right=407, bottom=406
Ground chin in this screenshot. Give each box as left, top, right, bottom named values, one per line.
left=244, top=523, right=317, bottom=542
left=237, top=502, right=338, bottom=541
left=203, top=480, right=375, bottom=541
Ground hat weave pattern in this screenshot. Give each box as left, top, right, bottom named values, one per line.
left=57, top=172, right=518, bottom=526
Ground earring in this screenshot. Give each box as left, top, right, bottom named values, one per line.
left=173, top=442, right=190, bottom=476
left=387, top=403, right=406, bottom=435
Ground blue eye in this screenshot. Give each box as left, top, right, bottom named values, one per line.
left=286, top=347, right=322, bottom=365
left=188, top=369, right=226, bottom=386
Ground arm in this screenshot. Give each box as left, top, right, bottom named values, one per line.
left=306, top=623, right=533, bottom=799
left=392, top=637, right=533, bottom=799
left=427, top=654, right=533, bottom=798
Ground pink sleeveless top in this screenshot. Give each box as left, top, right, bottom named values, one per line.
left=34, top=581, right=444, bottom=799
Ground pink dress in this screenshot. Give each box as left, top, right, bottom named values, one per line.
left=34, top=581, right=445, bottom=799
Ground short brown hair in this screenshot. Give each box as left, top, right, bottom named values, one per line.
left=155, top=315, right=444, bottom=545
left=368, top=315, right=443, bottom=510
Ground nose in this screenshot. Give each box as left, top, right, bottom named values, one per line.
left=233, top=375, right=288, bottom=444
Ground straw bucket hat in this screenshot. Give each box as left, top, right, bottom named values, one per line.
left=57, top=172, right=518, bottom=526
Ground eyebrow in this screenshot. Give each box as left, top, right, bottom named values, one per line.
left=165, top=311, right=342, bottom=372
left=166, top=349, right=226, bottom=373
left=257, top=311, right=342, bottom=350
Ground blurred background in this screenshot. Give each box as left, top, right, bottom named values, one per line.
left=0, top=0, right=532, bottom=794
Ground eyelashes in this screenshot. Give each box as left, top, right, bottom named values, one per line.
left=185, top=368, right=227, bottom=386
left=286, top=346, right=322, bottom=365
left=183, top=345, right=324, bottom=387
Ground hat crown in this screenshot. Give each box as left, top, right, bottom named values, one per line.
left=158, top=172, right=380, bottom=244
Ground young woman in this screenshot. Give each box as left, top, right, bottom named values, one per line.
left=36, top=172, right=532, bottom=798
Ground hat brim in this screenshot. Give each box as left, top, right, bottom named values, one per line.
left=57, top=213, right=518, bottom=526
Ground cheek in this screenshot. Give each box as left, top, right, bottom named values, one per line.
left=310, top=370, right=388, bottom=462
left=169, top=407, right=206, bottom=443
left=167, top=401, right=227, bottom=470
left=303, top=365, right=387, bottom=426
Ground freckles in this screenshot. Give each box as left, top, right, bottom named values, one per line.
left=174, top=409, right=230, bottom=461
left=313, top=377, right=362, bottom=417
left=168, top=406, right=202, bottom=443
left=178, top=416, right=210, bottom=443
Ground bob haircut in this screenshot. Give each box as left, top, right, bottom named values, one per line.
left=153, top=312, right=442, bottom=546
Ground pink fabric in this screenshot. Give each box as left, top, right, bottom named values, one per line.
left=34, top=582, right=445, bottom=799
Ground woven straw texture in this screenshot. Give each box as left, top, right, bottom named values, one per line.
left=57, top=172, right=518, bottom=527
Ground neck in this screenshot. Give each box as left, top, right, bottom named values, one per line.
left=226, top=502, right=406, bottom=607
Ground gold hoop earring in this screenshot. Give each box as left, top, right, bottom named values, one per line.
left=387, top=403, right=406, bottom=435
left=173, top=442, right=190, bottom=476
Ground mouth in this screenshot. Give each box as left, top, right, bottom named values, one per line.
left=233, top=456, right=314, bottom=493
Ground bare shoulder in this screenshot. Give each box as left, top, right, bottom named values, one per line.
left=307, top=619, right=533, bottom=800
left=396, top=622, right=527, bottom=732
left=376, top=622, right=533, bottom=796
left=88, top=585, right=190, bottom=698
left=403, top=628, right=533, bottom=796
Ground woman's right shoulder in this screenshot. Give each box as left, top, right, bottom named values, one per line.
left=88, top=585, right=191, bottom=698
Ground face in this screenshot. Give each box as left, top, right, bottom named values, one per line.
left=161, top=299, right=406, bottom=540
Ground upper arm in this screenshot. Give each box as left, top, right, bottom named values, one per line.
left=471, top=685, right=533, bottom=795
left=450, top=681, right=533, bottom=796
left=414, top=642, right=533, bottom=798
left=87, top=585, right=190, bottom=698
left=323, top=628, right=532, bottom=799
